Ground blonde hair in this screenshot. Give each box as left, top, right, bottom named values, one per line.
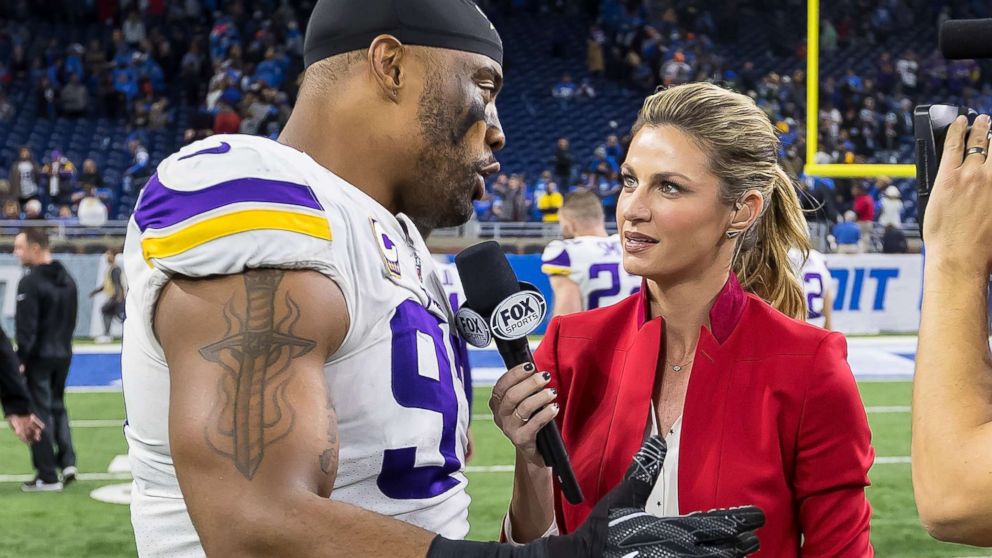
left=632, top=82, right=810, bottom=319
left=560, top=188, right=605, bottom=223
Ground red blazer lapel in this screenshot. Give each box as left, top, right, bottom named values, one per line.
left=598, top=316, right=661, bottom=495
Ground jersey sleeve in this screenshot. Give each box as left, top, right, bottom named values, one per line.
left=541, top=240, right=572, bottom=276
left=132, top=138, right=346, bottom=286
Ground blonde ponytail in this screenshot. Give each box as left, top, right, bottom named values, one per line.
left=633, top=82, right=809, bottom=319
left=734, top=167, right=809, bottom=320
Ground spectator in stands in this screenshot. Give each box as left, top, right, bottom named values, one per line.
left=852, top=183, right=875, bottom=222
left=878, top=183, right=904, bottom=228
left=76, top=159, right=103, bottom=193
left=13, top=228, right=78, bottom=492
left=881, top=224, right=907, bottom=254
left=502, top=174, right=530, bottom=222
left=553, top=137, right=573, bottom=190
left=60, top=74, right=89, bottom=117
left=77, top=186, right=108, bottom=227
left=661, top=50, right=691, bottom=86
left=0, top=92, right=13, bottom=122
left=55, top=205, right=76, bottom=223
left=2, top=201, right=19, bottom=220
left=122, top=11, right=147, bottom=48
left=896, top=49, right=919, bottom=94
left=23, top=199, right=43, bottom=220
left=42, top=150, right=77, bottom=207
left=213, top=101, right=242, bottom=134
left=36, top=76, right=57, bottom=119
left=537, top=181, right=563, bottom=223
left=587, top=25, right=605, bottom=78
left=84, top=39, right=106, bottom=76
left=833, top=210, right=862, bottom=254
left=148, top=99, right=170, bottom=129
left=8, top=147, right=41, bottom=206
left=473, top=189, right=495, bottom=222
left=89, top=249, right=124, bottom=343
left=123, top=139, right=151, bottom=194
left=552, top=74, right=577, bottom=109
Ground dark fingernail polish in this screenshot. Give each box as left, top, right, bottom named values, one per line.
left=542, top=372, right=551, bottom=381
left=550, top=388, right=557, bottom=396
left=524, top=363, right=535, bottom=372
left=552, top=403, right=560, bottom=411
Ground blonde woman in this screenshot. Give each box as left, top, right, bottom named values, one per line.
left=491, top=82, right=874, bottom=557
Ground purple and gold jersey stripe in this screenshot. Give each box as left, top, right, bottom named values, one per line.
left=541, top=246, right=571, bottom=275
left=141, top=208, right=331, bottom=262
left=134, top=174, right=324, bottom=232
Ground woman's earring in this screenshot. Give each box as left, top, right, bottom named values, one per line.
left=726, top=230, right=741, bottom=239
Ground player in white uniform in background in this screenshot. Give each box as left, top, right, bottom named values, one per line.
left=541, top=189, right=640, bottom=317
left=789, top=247, right=834, bottom=329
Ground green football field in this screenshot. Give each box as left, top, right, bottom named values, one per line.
left=1, top=383, right=991, bottom=557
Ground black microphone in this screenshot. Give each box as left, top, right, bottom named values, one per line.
left=939, top=19, right=992, bottom=59
left=455, top=241, right=584, bottom=505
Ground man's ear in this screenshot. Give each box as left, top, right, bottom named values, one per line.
left=367, top=35, right=406, bottom=101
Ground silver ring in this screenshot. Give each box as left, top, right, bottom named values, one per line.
left=966, top=146, right=988, bottom=157
left=513, top=409, right=530, bottom=423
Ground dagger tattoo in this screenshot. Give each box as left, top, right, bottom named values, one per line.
left=199, top=270, right=316, bottom=480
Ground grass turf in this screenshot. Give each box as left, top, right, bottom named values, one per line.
left=0, top=385, right=989, bottom=557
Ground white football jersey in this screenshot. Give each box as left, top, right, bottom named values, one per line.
left=541, top=235, right=640, bottom=311
left=121, top=135, right=471, bottom=557
left=789, top=248, right=834, bottom=328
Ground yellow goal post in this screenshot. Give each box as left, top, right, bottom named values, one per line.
left=803, top=0, right=917, bottom=179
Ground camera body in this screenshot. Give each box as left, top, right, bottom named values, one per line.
left=914, top=104, right=979, bottom=229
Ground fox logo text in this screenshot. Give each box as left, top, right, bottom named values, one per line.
left=490, top=291, right=547, bottom=341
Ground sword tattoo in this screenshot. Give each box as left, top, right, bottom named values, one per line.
left=199, top=270, right=316, bottom=480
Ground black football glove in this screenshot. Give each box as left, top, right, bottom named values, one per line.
left=427, top=436, right=764, bottom=558
left=546, top=436, right=765, bottom=558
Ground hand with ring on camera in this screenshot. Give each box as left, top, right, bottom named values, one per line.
left=925, top=113, right=992, bottom=274
left=490, top=362, right=558, bottom=467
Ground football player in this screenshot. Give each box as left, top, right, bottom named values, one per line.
left=541, top=189, right=640, bottom=317
left=789, top=247, right=834, bottom=330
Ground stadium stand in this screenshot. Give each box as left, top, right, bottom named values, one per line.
left=0, top=0, right=989, bottom=248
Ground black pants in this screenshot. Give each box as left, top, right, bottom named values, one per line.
left=25, top=358, right=75, bottom=483
left=101, top=300, right=124, bottom=336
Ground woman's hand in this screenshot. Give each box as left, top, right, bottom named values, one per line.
left=490, top=362, right=559, bottom=467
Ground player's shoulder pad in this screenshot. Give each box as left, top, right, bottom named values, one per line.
left=133, top=135, right=336, bottom=276
left=541, top=239, right=572, bottom=275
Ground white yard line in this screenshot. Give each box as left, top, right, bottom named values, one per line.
left=865, top=406, right=911, bottom=413
left=70, top=419, right=124, bottom=427
left=0, top=472, right=132, bottom=482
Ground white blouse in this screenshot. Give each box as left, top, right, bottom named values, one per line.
left=645, top=404, right=682, bottom=518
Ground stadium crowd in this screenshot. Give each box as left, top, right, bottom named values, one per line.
left=0, top=0, right=989, bottom=252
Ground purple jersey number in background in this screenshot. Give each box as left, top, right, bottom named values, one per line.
left=803, top=271, right=825, bottom=320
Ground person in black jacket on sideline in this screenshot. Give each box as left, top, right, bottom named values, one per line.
left=0, top=325, right=43, bottom=445
left=13, top=228, right=78, bottom=492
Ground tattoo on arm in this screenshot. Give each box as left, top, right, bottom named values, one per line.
left=198, top=270, right=317, bottom=480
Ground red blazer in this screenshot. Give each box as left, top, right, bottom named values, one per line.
left=534, top=275, right=874, bottom=557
